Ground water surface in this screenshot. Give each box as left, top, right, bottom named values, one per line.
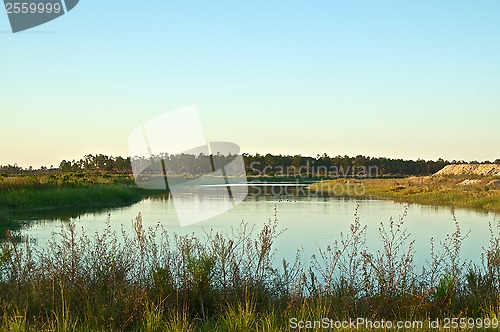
left=21, top=185, right=499, bottom=268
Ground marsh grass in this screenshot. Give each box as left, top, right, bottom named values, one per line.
left=0, top=173, right=155, bottom=233
left=0, top=185, right=150, bottom=212
left=309, top=175, right=500, bottom=211
left=1, top=207, right=500, bottom=331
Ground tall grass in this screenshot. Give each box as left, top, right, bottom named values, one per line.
left=0, top=185, right=148, bottom=211
left=1, top=207, right=500, bottom=331
left=0, top=173, right=152, bottom=213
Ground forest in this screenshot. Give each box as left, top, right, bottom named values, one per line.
left=3, top=153, right=498, bottom=177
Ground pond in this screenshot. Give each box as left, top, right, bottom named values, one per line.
left=19, top=184, right=500, bottom=268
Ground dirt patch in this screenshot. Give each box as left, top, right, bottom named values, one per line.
left=435, top=164, right=500, bottom=176
left=458, top=179, right=482, bottom=186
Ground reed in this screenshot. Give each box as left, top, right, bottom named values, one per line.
left=1, top=207, right=499, bottom=331
left=0, top=173, right=154, bottom=216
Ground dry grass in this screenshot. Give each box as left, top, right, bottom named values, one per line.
left=1, top=207, right=500, bottom=330
left=309, top=175, right=500, bottom=211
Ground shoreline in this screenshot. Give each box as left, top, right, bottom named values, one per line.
left=308, top=175, right=500, bottom=212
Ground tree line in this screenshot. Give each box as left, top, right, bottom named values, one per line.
left=1, top=153, right=500, bottom=176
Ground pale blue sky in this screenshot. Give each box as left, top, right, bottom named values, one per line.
left=1, top=1, right=499, bottom=167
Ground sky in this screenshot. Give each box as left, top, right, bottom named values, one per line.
left=0, top=0, right=499, bottom=168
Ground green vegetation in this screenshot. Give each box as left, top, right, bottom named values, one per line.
left=1, top=209, right=500, bottom=331
left=0, top=173, right=152, bottom=213
left=309, top=175, right=500, bottom=211
left=244, top=153, right=451, bottom=176
left=0, top=173, right=162, bottom=238
left=1, top=152, right=458, bottom=177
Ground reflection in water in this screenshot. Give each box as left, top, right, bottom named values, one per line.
left=20, top=185, right=500, bottom=268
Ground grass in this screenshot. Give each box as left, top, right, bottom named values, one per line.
left=308, top=175, right=500, bottom=211
left=0, top=172, right=150, bottom=211
left=0, top=172, right=162, bottom=240
left=1, top=207, right=500, bottom=331
left=0, top=185, right=150, bottom=211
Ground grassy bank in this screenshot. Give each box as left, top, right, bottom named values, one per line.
left=0, top=173, right=155, bottom=213
left=1, top=209, right=500, bottom=331
left=308, top=175, right=500, bottom=211
left=0, top=173, right=160, bottom=239
left=0, top=185, right=150, bottom=212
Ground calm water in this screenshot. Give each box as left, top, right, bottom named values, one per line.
left=20, top=185, right=500, bottom=268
